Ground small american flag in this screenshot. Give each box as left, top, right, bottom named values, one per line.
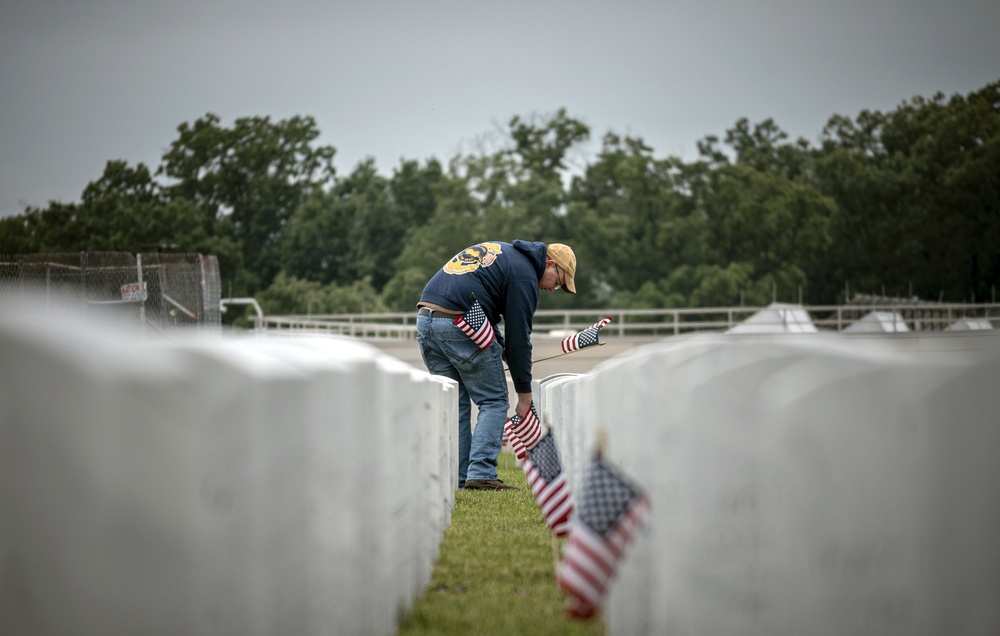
left=523, top=431, right=573, bottom=537
left=505, top=402, right=542, bottom=456
left=557, top=454, right=649, bottom=620
left=503, top=420, right=526, bottom=461
left=561, top=317, right=612, bottom=353
left=454, top=296, right=495, bottom=350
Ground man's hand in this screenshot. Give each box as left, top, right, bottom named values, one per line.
left=515, top=392, right=533, bottom=420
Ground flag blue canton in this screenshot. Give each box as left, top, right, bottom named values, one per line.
left=561, top=317, right=611, bottom=353
left=577, top=458, right=642, bottom=537
left=454, top=297, right=495, bottom=349
left=557, top=449, right=648, bottom=618
left=577, top=325, right=601, bottom=348
left=526, top=432, right=562, bottom=483
left=465, top=301, right=487, bottom=328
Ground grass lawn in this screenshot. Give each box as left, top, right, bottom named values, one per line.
left=397, top=451, right=604, bottom=636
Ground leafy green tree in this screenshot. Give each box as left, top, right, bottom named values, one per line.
left=334, top=159, right=412, bottom=290
left=159, top=113, right=336, bottom=294
left=277, top=190, right=347, bottom=286
left=449, top=110, right=588, bottom=244
left=812, top=81, right=1000, bottom=301
left=6, top=85, right=997, bottom=314
left=566, top=133, right=694, bottom=304
left=279, top=161, right=390, bottom=288
left=256, top=272, right=329, bottom=315
left=0, top=213, right=35, bottom=254
left=380, top=110, right=590, bottom=310
left=665, top=158, right=834, bottom=305
left=324, top=277, right=388, bottom=313
left=724, top=117, right=812, bottom=179
left=0, top=161, right=241, bottom=274
left=811, top=108, right=923, bottom=299
left=882, top=84, right=1000, bottom=301
left=0, top=160, right=160, bottom=254
left=461, top=150, right=562, bottom=241
left=380, top=172, right=484, bottom=310
left=697, top=164, right=834, bottom=280
left=0, top=202, right=84, bottom=253
left=380, top=266, right=431, bottom=311
left=390, top=158, right=444, bottom=231
left=509, top=107, right=590, bottom=181
left=78, top=161, right=238, bottom=260
left=687, top=263, right=756, bottom=307
left=257, top=272, right=387, bottom=314
left=280, top=157, right=446, bottom=292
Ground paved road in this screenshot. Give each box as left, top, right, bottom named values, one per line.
left=369, top=335, right=666, bottom=404
left=370, top=335, right=664, bottom=424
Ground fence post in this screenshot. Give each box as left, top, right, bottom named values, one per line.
left=137, top=253, right=146, bottom=333
left=80, top=251, right=87, bottom=315
left=199, top=254, right=208, bottom=327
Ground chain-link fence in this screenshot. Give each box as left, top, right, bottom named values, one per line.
left=0, top=252, right=221, bottom=335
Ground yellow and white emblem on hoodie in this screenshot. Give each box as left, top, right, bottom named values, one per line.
left=443, top=242, right=503, bottom=275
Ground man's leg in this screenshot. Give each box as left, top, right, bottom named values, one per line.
left=419, top=315, right=510, bottom=486
left=417, top=315, right=471, bottom=487
left=455, top=380, right=472, bottom=488
left=459, top=344, right=508, bottom=482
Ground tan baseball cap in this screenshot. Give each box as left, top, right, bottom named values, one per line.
left=547, top=243, right=577, bottom=293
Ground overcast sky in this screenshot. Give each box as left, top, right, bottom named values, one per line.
left=2, top=0, right=998, bottom=218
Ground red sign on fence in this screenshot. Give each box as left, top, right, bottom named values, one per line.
left=121, top=281, right=147, bottom=302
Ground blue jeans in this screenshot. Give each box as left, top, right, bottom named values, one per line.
left=416, top=314, right=508, bottom=487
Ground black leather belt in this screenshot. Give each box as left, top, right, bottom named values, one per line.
left=418, top=306, right=462, bottom=317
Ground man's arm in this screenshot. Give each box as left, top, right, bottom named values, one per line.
left=515, top=392, right=533, bottom=420
left=502, top=280, right=538, bottom=399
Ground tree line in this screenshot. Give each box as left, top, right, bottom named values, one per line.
left=2, top=81, right=997, bottom=319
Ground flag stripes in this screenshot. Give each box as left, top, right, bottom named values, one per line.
left=556, top=454, right=649, bottom=619
left=454, top=297, right=495, bottom=350
left=523, top=432, right=573, bottom=537
left=506, top=403, right=541, bottom=451
left=504, top=420, right=527, bottom=461
left=561, top=317, right=612, bottom=353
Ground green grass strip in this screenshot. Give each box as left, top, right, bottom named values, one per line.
left=397, top=451, right=604, bottom=636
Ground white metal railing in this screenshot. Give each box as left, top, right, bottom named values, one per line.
left=256, top=302, right=1000, bottom=339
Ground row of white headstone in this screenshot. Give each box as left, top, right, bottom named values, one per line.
left=0, top=299, right=458, bottom=635
left=537, top=328, right=1000, bottom=635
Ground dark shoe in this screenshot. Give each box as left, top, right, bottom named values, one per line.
left=465, top=479, right=519, bottom=491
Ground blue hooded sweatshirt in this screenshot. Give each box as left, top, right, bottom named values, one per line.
left=418, top=240, right=547, bottom=394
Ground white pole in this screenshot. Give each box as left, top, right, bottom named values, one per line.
left=137, top=253, right=145, bottom=333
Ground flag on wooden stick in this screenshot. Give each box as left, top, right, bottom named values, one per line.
left=556, top=453, right=649, bottom=620
left=561, top=317, right=612, bottom=353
